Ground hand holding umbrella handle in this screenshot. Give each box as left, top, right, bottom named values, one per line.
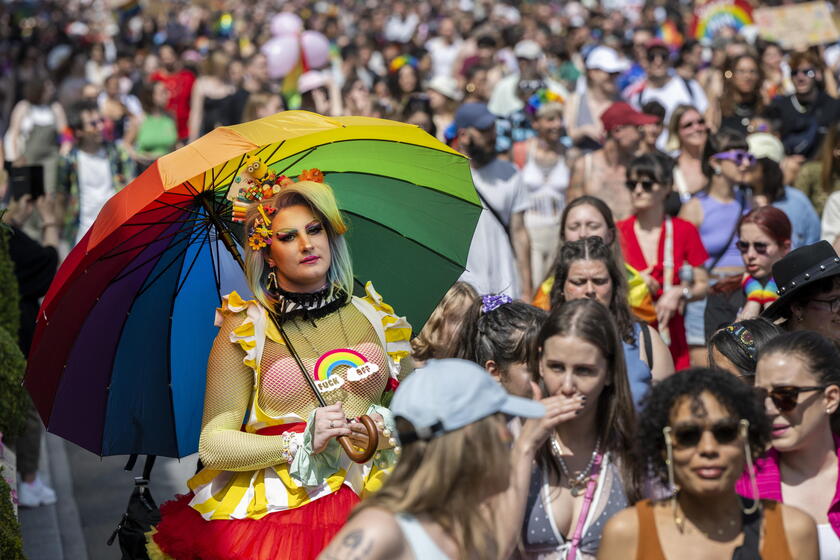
left=337, top=414, right=378, bottom=463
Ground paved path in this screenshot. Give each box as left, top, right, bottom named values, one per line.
left=64, top=443, right=197, bottom=560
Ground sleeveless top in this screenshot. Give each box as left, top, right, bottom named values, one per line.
left=622, top=323, right=653, bottom=411
left=521, top=141, right=569, bottom=228
left=135, top=114, right=178, bottom=159
left=187, top=284, right=412, bottom=521
left=521, top=454, right=628, bottom=558
left=634, top=499, right=793, bottom=560
left=395, top=513, right=451, bottom=559
left=696, top=190, right=747, bottom=270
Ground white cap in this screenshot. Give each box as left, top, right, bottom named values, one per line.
left=586, top=46, right=630, bottom=73
left=427, top=75, right=463, bottom=101
left=747, top=132, right=784, bottom=164
left=298, top=71, right=328, bottom=94
left=391, top=359, right=545, bottom=444
left=514, top=40, right=543, bottom=60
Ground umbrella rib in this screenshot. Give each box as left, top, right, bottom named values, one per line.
left=134, top=227, right=202, bottom=299
left=183, top=180, right=202, bottom=197
left=134, top=198, right=207, bottom=218
left=110, top=223, right=207, bottom=284
left=173, top=226, right=212, bottom=296
left=324, top=170, right=482, bottom=208
left=342, top=210, right=466, bottom=269
left=256, top=141, right=285, bottom=169
left=210, top=153, right=249, bottom=192
left=276, top=147, right=317, bottom=176
left=120, top=216, right=210, bottom=228
left=100, top=224, right=210, bottom=261
left=208, top=228, right=223, bottom=300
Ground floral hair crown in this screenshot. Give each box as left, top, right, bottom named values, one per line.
left=226, top=156, right=325, bottom=250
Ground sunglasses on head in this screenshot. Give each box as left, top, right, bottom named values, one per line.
left=713, top=149, right=756, bottom=167
left=666, top=418, right=742, bottom=448
left=792, top=68, right=816, bottom=79
left=735, top=240, right=769, bottom=254
left=755, top=385, right=825, bottom=412
left=625, top=179, right=656, bottom=192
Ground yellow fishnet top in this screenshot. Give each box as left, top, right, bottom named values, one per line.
left=186, top=283, right=412, bottom=521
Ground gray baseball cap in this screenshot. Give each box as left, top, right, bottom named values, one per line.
left=391, top=359, right=545, bottom=444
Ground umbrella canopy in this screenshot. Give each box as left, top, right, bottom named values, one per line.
left=27, top=111, right=480, bottom=458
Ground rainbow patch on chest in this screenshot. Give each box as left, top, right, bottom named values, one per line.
left=313, top=349, right=374, bottom=393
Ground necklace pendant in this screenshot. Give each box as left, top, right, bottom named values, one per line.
left=570, top=486, right=582, bottom=497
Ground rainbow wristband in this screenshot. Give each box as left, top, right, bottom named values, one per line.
left=742, top=274, right=778, bottom=306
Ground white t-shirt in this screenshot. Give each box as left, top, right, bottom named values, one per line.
left=633, top=75, right=708, bottom=149
left=459, top=159, right=529, bottom=298
left=425, top=37, right=463, bottom=79
left=76, top=149, right=116, bottom=243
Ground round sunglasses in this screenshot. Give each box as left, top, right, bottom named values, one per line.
left=755, top=385, right=825, bottom=412
left=665, top=418, right=742, bottom=448
left=735, top=240, right=769, bottom=254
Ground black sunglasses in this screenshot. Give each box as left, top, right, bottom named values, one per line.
left=668, top=418, right=741, bottom=448
left=647, top=50, right=669, bottom=63
left=755, top=385, right=825, bottom=412
left=792, top=68, right=816, bottom=79
left=735, top=240, right=769, bottom=254
left=626, top=179, right=656, bottom=192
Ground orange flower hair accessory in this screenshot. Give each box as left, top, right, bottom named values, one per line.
left=247, top=203, right=277, bottom=251
left=298, top=168, right=324, bottom=183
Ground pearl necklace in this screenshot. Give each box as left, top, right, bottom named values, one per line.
left=549, top=434, right=601, bottom=497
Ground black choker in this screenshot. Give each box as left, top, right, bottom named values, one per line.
left=274, top=286, right=349, bottom=322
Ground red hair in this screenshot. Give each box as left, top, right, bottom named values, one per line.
left=738, top=206, right=791, bottom=246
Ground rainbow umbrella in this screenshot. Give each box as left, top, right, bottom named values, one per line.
left=26, top=111, right=480, bottom=458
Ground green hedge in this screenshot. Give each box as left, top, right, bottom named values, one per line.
left=0, top=326, right=26, bottom=438
left=0, top=228, right=20, bottom=339
left=0, top=468, right=23, bottom=560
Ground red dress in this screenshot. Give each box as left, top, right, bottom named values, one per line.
left=617, top=216, right=708, bottom=369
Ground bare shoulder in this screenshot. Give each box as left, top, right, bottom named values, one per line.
left=597, top=506, right=639, bottom=560
left=777, top=503, right=818, bottom=560
left=678, top=197, right=702, bottom=224
left=318, top=507, right=407, bottom=560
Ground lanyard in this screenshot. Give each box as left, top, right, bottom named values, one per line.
left=566, top=452, right=606, bottom=560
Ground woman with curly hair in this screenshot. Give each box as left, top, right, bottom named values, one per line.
left=742, top=331, right=840, bottom=558
left=599, top=368, right=817, bottom=559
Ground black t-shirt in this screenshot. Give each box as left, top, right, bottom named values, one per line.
left=770, top=90, right=840, bottom=159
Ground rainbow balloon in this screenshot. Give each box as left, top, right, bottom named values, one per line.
left=690, top=0, right=753, bottom=41
left=313, top=349, right=368, bottom=381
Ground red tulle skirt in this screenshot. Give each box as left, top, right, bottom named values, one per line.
left=150, top=423, right=360, bottom=560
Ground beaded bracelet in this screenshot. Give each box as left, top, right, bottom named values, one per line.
left=279, top=431, right=300, bottom=464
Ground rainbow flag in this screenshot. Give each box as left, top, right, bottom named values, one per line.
left=690, top=0, right=753, bottom=41
left=657, top=20, right=684, bottom=49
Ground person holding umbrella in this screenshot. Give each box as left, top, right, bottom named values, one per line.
left=147, top=172, right=413, bottom=560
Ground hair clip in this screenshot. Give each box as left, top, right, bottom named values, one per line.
left=481, top=293, right=513, bottom=314
left=724, top=324, right=756, bottom=360
left=247, top=203, right=276, bottom=250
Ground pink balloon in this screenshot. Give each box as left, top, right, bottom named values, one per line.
left=270, top=13, right=303, bottom=37
left=301, top=31, right=330, bottom=69
left=262, top=36, right=300, bottom=79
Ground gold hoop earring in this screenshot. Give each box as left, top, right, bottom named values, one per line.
left=740, top=419, right=760, bottom=515
left=267, top=269, right=279, bottom=292
left=663, top=427, right=685, bottom=531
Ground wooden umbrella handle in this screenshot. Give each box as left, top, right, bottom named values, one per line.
left=337, top=414, right=379, bottom=464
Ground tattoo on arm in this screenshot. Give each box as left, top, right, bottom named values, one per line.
left=321, top=529, right=375, bottom=560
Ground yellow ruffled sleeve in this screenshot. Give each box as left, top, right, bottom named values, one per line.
left=361, top=282, right=413, bottom=376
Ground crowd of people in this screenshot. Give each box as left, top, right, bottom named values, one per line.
left=4, top=0, right=840, bottom=559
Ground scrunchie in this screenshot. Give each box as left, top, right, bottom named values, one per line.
left=481, top=293, right=513, bottom=314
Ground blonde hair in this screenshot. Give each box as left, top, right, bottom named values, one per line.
left=243, top=180, right=353, bottom=308
left=411, top=281, right=479, bottom=362
left=352, top=414, right=510, bottom=559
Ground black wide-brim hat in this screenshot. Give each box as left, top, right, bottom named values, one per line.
left=763, top=240, right=840, bottom=320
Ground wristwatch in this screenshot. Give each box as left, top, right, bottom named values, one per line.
left=681, top=287, right=691, bottom=301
